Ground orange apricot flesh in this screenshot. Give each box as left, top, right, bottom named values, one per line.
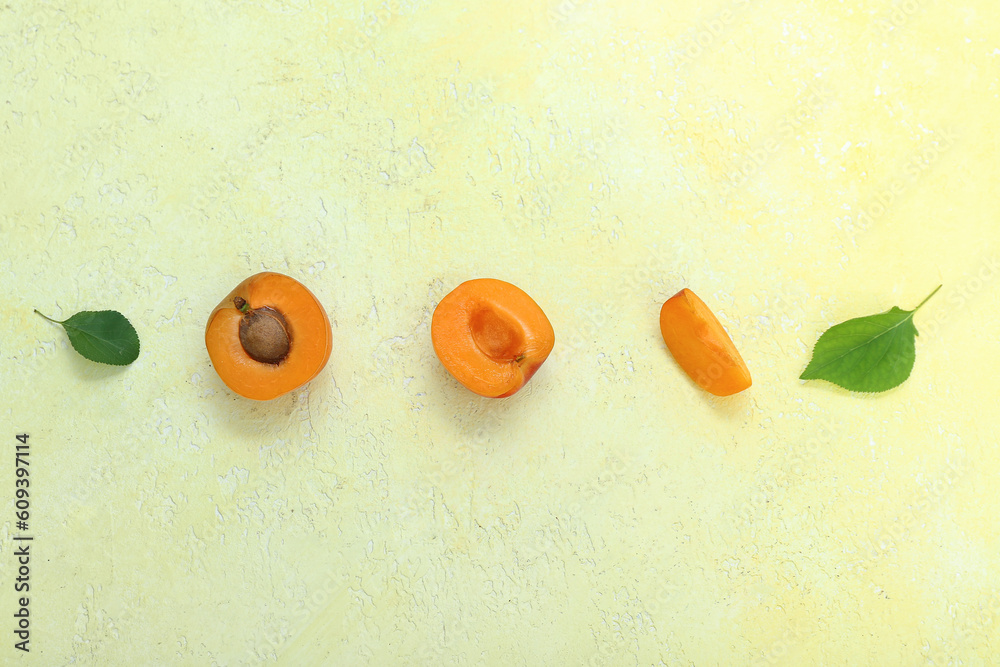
left=206, top=272, right=332, bottom=400
left=432, top=278, right=555, bottom=398
left=659, top=288, right=751, bottom=396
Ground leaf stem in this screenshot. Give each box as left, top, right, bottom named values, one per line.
left=913, top=284, right=943, bottom=313
left=34, top=309, right=65, bottom=325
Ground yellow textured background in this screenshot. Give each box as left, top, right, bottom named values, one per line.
left=2, top=0, right=999, bottom=664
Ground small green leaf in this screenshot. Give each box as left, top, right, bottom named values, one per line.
left=800, top=285, right=941, bottom=393
left=35, top=310, right=140, bottom=366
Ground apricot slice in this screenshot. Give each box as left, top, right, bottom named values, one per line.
left=205, top=272, right=332, bottom=400
left=659, top=288, right=751, bottom=396
left=432, top=278, right=555, bottom=398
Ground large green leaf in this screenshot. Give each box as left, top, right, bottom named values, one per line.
left=800, top=286, right=940, bottom=393
left=36, top=310, right=140, bottom=366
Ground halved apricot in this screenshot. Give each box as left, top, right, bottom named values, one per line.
left=205, top=272, right=332, bottom=400
left=432, top=278, right=555, bottom=398
left=659, top=288, right=751, bottom=396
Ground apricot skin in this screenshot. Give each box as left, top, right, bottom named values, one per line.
left=659, top=288, right=751, bottom=397
left=432, top=278, right=554, bottom=398
left=205, top=272, right=332, bottom=400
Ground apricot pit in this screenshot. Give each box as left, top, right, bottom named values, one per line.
left=206, top=272, right=332, bottom=400
left=235, top=298, right=291, bottom=364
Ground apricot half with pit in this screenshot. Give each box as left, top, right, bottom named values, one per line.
left=205, top=272, right=332, bottom=400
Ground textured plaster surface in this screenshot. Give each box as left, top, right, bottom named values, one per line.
left=2, top=0, right=999, bottom=665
